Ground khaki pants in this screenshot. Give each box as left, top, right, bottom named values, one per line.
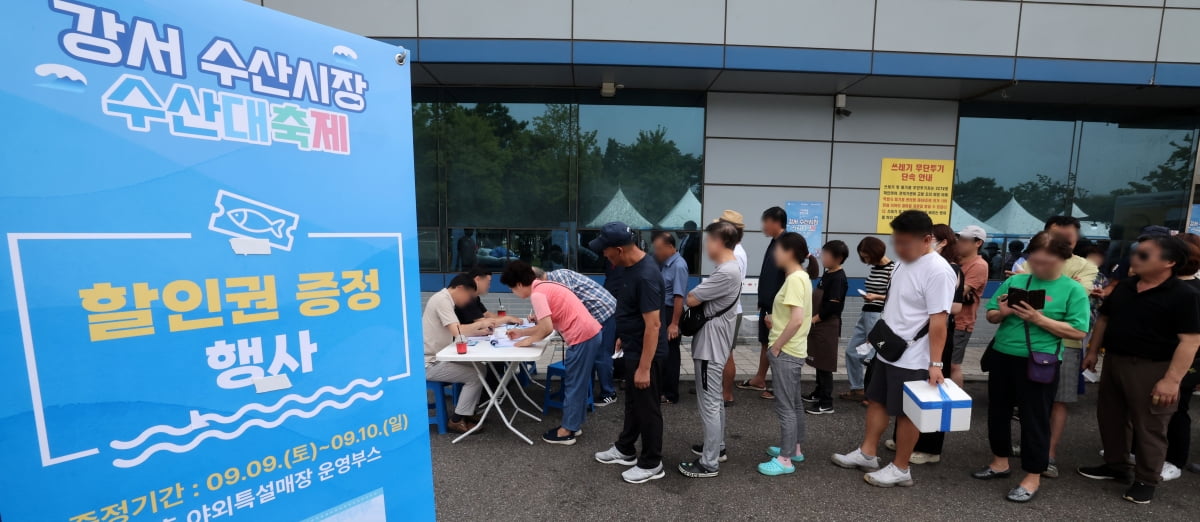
left=1097, top=354, right=1174, bottom=485
left=426, top=361, right=483, bottom=417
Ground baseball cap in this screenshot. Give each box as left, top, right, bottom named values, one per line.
left=957, top=225, right=987, bottom=242
left=1139, top=225, right=1171, bottom=238
left=713, top=209, right=745, bottom=229
left=588, top=222, right=635, bottom=253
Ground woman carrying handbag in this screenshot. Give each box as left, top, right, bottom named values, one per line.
left=971, top=232, right=1090, bottom=502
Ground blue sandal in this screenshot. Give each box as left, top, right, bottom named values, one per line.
left=757, top=458, right=796, bottom=476
left=765, top=447, right=806, bottom=462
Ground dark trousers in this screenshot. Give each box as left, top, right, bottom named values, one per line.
left=615, top=356, right=664, bottom=469
left=661, top=307, right=682, bottom=402
left=1166, top=364, right=1200, bottom=467
left=988, top=351, right=1057, bottom=473
left=811, top=370, right=833, bottom=408
left=1099, top=353, right=1174, bottom=485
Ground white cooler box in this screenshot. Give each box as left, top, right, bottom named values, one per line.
left=902, top=380, right=972, bottom=433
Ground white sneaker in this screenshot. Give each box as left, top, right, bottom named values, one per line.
left=864, top=463, right=914, bottom=488
left=622, top=463, right=665, bottom=484
left=831, top=448, right=881, bottom=471
left=1162, top=462, right=1182, bottom=482
left=594, top=445, right=636, bottom=466
left=884, top=439, right=896, bottom=451
left=908, top=452, right=941, bottom=465
left=612, top=350, right=624, bottom=360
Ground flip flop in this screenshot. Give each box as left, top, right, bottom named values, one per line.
left=736, top=380, right=767, bottom=392
left=760, top=390, right=776, bottom=400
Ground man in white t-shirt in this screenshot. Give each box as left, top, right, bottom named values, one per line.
left=832, top=210, right=955, bottom=488
left=713, top=210, right=748, bottom=405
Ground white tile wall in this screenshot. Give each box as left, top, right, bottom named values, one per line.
left=725, top=0, right=876, bottom=50
left=827, top=189, right=881, bottom=233
left=832, top=97, right=958, bottom=145
left=830, top=143, right=956, bottom=188
left=874, top=0, right=1020, bottom=56
left=1157, top=9, right=1200, bottom=63
left=737, top=233, right=776, bottom=277
left=706, top=93, right=834, bottom=141
left=1023, top=0, right=1164, bottom=7
left=702, top=186, right=829, bottom=228
left=573, top=0, right=726, bottom=44
left=418, top=0, right=570, bottom=39
left=1016, top=3, right=1162, bottom=61
left=1166, top=0, right=1200, bottom=7
left=705, top=139, right=833, bottom=186
left=825, top=233, right=888, bottom=278
left=263, top=0, right=416, bottom=36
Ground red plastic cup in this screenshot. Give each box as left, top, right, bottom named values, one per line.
left=456, top=341, right=467, bottom=354
left=497, top=309, right=507, bottom=317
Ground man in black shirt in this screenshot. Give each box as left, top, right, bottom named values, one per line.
left=1079, top=235, right=1200, bottom=504
left=589, top=222, right=668, bottom=485
left=454, top=268, right=522, bottom=328
left=737, top=206, right=787, bottom=396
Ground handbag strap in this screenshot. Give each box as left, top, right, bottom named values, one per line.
left=1018, top=275, right=1062, bottom=359
left=705, top=291, right=741, bottom=320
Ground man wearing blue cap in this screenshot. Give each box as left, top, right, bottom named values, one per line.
left=590, top=222, right=669, bottom=484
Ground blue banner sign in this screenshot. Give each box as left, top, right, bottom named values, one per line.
left=0, top=1, right=432, bottom=520
left=785, top=200, right=825, bottom=252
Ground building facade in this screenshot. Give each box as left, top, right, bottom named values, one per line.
left=255, top=0, right=1200, bottom=287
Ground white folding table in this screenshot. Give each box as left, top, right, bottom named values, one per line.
left=435, top=336, right=557, bottom=444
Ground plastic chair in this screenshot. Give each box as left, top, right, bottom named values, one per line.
left=542, top=361, right=593, bottom=415
left=427, top=381, right=463, bottom=434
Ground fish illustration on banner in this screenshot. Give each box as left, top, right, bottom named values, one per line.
left=0, top=1, right=433, bottom=520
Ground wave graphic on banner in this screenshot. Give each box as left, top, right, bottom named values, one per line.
left=112, top=391, right=384, bottom=468
left=110, top=377, right=383, bottom=450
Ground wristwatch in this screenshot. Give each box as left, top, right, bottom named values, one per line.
left=930, top=362, right=945, bottom=368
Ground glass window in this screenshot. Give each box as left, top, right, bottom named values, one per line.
left=579, top=104, right=705, bottom=273
left=418, top=228, right=441, bottom=272
left=443, top=103, right=570, bottom=229
left=413, top=103, right=440, bottom=228
left=412, top=90, right=705, bottom=273
left=954, top=111, right=1198, bottom=279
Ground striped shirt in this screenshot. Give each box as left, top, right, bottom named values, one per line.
left=862, top=261, right=896, bottom=313
left=546, top=269, right=616, bottom=322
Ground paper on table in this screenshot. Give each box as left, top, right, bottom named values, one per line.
left=490, top=336, right=530, bottom=348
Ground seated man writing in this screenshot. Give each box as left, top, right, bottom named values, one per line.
left=423, top=274, right=489, bottom=434
left=501, top=261, right=603, bottom=446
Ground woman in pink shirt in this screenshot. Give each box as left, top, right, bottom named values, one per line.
left=501, top=261, right=603, bottom=445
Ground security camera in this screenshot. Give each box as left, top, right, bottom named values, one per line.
left=834, top=93, right=851, bottom=118
left=601, top=82, right=619, bottom=98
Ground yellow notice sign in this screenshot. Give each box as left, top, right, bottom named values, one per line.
left=877, top=158, right=955, bottom=233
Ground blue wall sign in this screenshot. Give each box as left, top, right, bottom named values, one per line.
left=0, top=1, right=432, bottom=520
left=785, top=200, right=825, bottom=252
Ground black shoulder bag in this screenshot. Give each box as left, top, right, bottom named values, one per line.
left=679, top=293, right=740, bottom=337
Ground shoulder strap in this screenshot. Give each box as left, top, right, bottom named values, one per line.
left=1020, top=275, right=1040, bottom=357
left=706, top=291, right=741, bottom=320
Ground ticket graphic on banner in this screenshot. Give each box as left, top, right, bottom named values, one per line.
left=0, top=1, right=433, bottom=520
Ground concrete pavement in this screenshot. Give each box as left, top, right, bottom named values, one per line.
left=430, top=380, right=1200, bottom=520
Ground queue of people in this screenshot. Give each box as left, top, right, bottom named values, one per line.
left=421, top=206, right=1200, bottom=504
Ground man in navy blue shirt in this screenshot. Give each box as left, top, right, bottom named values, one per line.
left=653, top=231, right=689, bottom=404
left=590, top=222, right=669, bottom=485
